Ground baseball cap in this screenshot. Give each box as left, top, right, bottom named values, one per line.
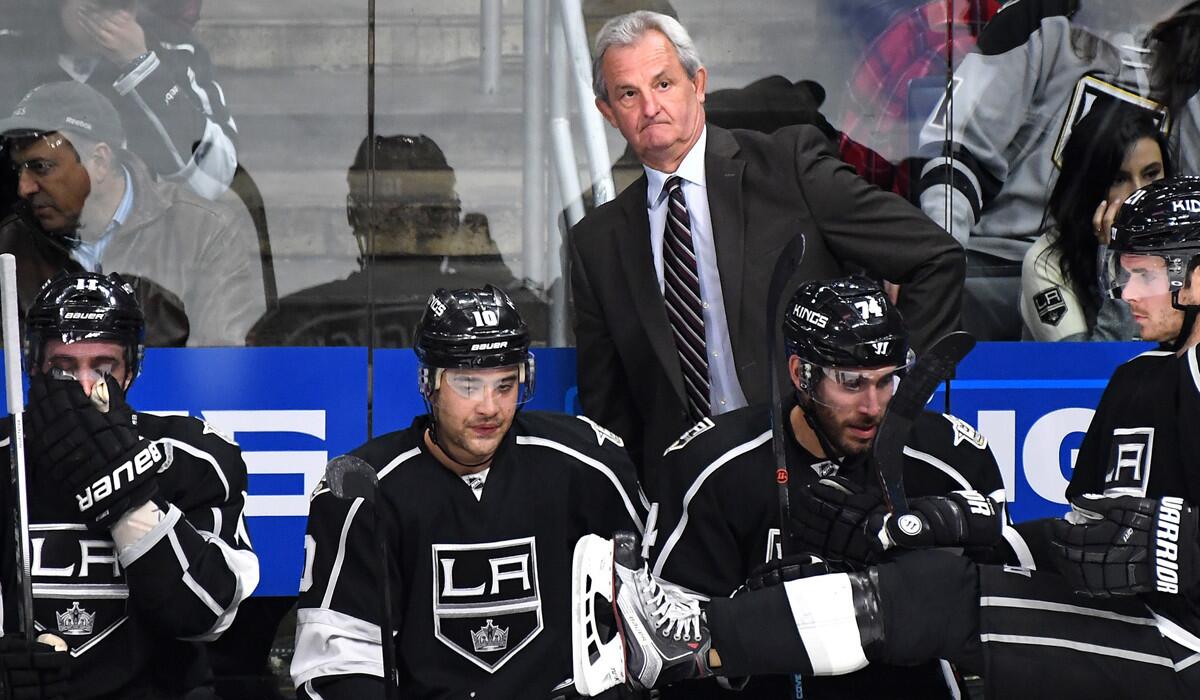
left=0, top=81, right=125, bottom=147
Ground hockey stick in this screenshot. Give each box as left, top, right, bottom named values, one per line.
left=0, top=254, right=34, bottom=641
left=325, top=455, right=399, bottom=700
left=766, top=234, right=807, bottom=558
left=871, top=330, right=975, bottom=540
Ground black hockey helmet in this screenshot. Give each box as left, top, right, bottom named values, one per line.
left=1105, top=175, right=1200, bottom=306
left=25, top=271, right=145, bottom=384
left=784, top=276, right=910, bottom=371
left=414, top=285, right=534, bottom=401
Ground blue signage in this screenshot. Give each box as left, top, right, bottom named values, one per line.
left=0, top=342, right=1160, bottom=595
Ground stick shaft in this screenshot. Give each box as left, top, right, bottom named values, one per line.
left=0, top=254, right=33, bottom=640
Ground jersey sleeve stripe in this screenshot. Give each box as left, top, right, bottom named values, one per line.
left=377, top=446, right=423, bottom=482
left=291, top=607, right=383, bottom=687
left=902, top=446, right=973, bottom=490
left=167, top=526, right=225, bottom=617
left=161, top=437, right=230, bottom=501
left=321, top=499, right=366, bottom=610
left=183, top=531, right=261, bottom=641
left=1188, top=346, right=1200, bottom=393
left=652, top=430, right=772, bottom=577
left=117, top=504, right=182, bottom=567
left=1000, top=524, right=1036, bottom=569
left=514, top=436, right=644, bottom=532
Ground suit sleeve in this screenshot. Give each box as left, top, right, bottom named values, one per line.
left=789, top=125, right=965, bottom=351
left=290, top=484, right=399, bottom=694
left=569, top=232, right=642, bottom=460
left=111, top=29, right=238, bottom=199
left=115, top=421, right=259, bottom=641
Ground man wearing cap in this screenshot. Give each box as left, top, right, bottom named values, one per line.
left=0, top=81, right=264, bottom=346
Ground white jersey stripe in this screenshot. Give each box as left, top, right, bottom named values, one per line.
left=902, top=446, right=972, bottom=490
left=980, top=633, right=1173, bottom=668
left=653, top=430, right=772, bottom=577
left=981, top=596, right=1156, bottom=626
left=515, top=436, right=643, bottom=532
left=321, top=498, right=365, bottom=610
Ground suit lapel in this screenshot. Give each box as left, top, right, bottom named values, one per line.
left=616, top=176, right=686, bottom=402
left=705, top=126, right=747, bottom=348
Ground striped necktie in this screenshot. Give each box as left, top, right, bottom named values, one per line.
left=662, top=175, right=710, bottom=419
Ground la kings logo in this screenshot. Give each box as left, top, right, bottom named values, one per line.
left=1103, top=428, right=1154, bottom=496
left=432, top=537, right=542, bottom=672
left=30, top=523, right=129, bottom=656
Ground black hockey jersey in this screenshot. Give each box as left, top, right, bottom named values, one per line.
left=292, top=412, right=646, bottom=699
left=1067, top=347, right=1200, bottom=637
left=1, top=412, right=258, bottom=700
left=651, top=402, right=1009, bottom=700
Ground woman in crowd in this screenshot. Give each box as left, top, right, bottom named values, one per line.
left=1020, top=103, right=1172, bottom=340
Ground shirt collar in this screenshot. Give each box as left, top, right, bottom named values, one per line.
left=644, top=125, right=707, bottom=207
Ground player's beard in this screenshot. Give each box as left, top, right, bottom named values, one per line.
left=809, top=398, right=879, bottom=459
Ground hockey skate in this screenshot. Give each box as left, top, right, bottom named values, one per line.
left=572, top=531, right=713, bottom=695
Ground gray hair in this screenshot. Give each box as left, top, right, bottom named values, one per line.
left=592, top=11, right=703, bottom=102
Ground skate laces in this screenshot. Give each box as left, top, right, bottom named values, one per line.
left=635, top=565, right=703, bottom=642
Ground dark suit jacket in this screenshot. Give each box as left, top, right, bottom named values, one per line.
left=570, top=124, right=964, bottom=489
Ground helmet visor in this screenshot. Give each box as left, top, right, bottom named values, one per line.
left=1104, top=251, right=1176, bottom=300
left=438, top=364, right=534, bottom=406
left=807, top=349, right=915, bottom=409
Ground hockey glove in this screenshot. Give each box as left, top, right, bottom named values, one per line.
left=1050, top=494, right=1200, bottom=597
left=790, top=476, right=887, bottom=567
left=876, top=491, right=1005, bottom=550
left=0, top=635, right=69, bottom=700
left=27, top=373, right=170, bottom=527
left=743, top=554, right=832, bottom=592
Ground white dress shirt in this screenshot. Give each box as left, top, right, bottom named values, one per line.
left=644, top=127, right=748, bottom=415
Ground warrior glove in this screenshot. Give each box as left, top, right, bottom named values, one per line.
left=28, top=373, right=170, bottom=527
left=1050, top=494, right=1200, bottom=597
left=0, top=635, right=69, bottom=700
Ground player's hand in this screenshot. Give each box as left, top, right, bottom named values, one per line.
left=878, top=491, right=1005, bottom=550
left=0, top=634, right=69, bottom=700
left=789, top=476, right=887, bottom=567
left=27, top=373, right=168, bottom=527
left=1050, top=494, right=1200, bottom=597
left=76, top=5, right=149, bottom=66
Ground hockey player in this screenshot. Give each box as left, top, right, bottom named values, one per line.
left=3, top=270, right=259, bottom=698
left=291, top=285, right=647, bottom=699
left=650, top=276, right=1012, bottom=699
left=571, top=176, right=1200, bottom=699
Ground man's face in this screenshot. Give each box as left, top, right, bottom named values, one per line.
left=803, top=364, right=899, bottom=458
left=12, top=133, right=91, bottom=235
left=595, top=29, right=707, bottom=172
left=1118, top=253, right=1184, bottom=342
left=430, top=366, right=520, bottom=466
left=40, top=338, right=129, bottom=396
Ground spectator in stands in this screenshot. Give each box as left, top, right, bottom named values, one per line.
left=0, top=0, right=238, bottom=202
left=0, top=81, right=264, bottom=345
left=1021, top=103, right=1172, bottom=341
left=915, top=0, right=1200, bottom=340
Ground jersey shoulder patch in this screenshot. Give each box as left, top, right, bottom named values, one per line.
left=663, top=418, right=715, bottom=456
left=942, top=413, right=988, bottom=450
left=1033, top=286, right=1067, bottom=326
left=575, top=415, right=625, bottom=448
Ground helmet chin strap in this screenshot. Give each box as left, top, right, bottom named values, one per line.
left=795, top=388, right=844, bottom=462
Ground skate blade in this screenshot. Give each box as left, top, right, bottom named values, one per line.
left=572, top=534, right=626, bottom=695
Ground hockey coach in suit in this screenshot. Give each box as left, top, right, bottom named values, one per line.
left=570, top=11, right=964, bottom=488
